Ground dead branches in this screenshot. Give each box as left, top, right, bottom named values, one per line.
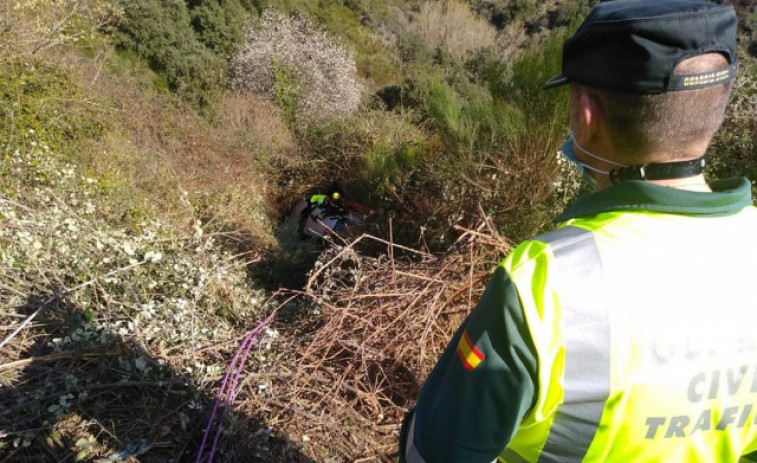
left=252, top=224, right=512, bottom=461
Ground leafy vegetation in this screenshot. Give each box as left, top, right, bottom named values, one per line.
left=111, top=0, right=248, bottom=107
left=189, top=0, right=247, bottom=55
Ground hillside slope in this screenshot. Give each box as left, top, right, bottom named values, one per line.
left=1, top=0, right=755, bottom=461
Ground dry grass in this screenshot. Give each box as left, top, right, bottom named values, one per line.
left=55, top=43, right=283, bottom=247
left=0, top=0, right=122, bottom=60
left=0, top=147, right=273, bottom=461
left=402, top=0, right=497, bottom=59
left=244, top=218, right=514, bottom=461
left=217, top=92, right=295, bottom=153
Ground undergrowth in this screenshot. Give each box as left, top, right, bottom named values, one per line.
left=0, top=113, right=275, bottom=462
left=1, top=3, right=288, bottom=461
left=1, top=0, right=754, bottom=461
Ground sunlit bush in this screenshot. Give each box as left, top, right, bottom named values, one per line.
left=112, top=0, right=227, bottom=108
left=230, top=10, right=364, bottom=126
left=189, top=0, right=247, bottom=56
left=400, top=0, right=497, bottom=60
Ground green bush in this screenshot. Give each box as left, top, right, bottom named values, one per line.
left=470, top=0, right=537, bottom=29
left=381, top=30, right=573, bottom=246
left=189, top=0, right=247, bottom=56
left=0, top=58, right=105, bottom=161
left=505, top=31, right=569, bottom=132
left=425, top=77, right=523, bottom=157
left=271, top=58, right=300, bottom=128
left=111, top=0, right=229, bottom=107
left=361, top=139, right=426, bottom=191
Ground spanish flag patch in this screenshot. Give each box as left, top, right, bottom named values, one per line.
left=457, top=331, right=485, bottom=371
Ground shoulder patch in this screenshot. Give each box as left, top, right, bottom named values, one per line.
left=457, top=331, right=485, bottom=371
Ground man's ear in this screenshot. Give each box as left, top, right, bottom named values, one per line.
left=579, top=91, right=599, bottom=137
left=569, top=85, right=599, bottom=138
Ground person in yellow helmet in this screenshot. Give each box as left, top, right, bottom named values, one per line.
left=308, top=190, right=344, bottom=218
left=296, top=185, right=348, bottom=238
left=400, top=1, right=757, bottom=462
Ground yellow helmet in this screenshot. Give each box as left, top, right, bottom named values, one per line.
left=331, top=192, right=341, bottom=201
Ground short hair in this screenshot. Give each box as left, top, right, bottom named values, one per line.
left=583, top=53, right=733, bottom=163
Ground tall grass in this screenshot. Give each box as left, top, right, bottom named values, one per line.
left=402, top=0, right=497, bottom=60
left=426, top=78, right=523, bottom=157
left=505, top=30, right=569, bottom=142
left=393, top=29, right=572, bottom=244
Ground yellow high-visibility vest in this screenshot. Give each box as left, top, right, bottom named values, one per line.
left=500, top=207, right=757, bottom=462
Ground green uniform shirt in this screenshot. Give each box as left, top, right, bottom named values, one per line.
left=404, top=178, right=755, bottom=462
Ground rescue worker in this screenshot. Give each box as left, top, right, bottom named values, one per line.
left=298, top=190, right=348, bottom=238
left=399, top=1, right=757, bottom=462
left=309, top=191, right=345, bottom=219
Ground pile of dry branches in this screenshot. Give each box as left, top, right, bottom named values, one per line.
left=250, top=220, right=513, bottom=462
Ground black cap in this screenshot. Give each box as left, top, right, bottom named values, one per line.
left=543, top=0, right=739, bottom=94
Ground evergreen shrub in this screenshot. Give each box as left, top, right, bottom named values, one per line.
left=111, top=0, right=228, bottom=108
left=189, top=0, right=247, bottom=56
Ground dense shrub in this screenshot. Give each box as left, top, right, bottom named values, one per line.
left=303, top=111, right=425, bottom=186
left=244, top=0, right=401, bottom=87
left=231, top=10, right=364, bottom=126
left=424, top=77, right=523, bottom=156
left=383, top=30, right=573, bottom=245
left=547, top=0, right=597, bottom=29
left=0, top=58, right=106, bottom=160
left=470, top=0, right=538, bottom=29
left=188, top=0, right=247, bottom=56
left=111, top=0, right=229, bottom=107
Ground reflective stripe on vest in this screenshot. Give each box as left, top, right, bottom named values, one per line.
left=500, top=225, right=609, bottom=462
left=535, top=226, right=609, bottom=462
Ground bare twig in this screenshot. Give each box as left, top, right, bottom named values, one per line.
left=0, top=347, right=120, bottom=372
left=248, top=219, right=511, bottom=461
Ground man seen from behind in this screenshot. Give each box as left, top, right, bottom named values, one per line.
left=399, top=1, right=757, bottom=461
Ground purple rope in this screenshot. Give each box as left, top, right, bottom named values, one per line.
left=195, top=334, right=253, bottom=463
left=208, top=325, right=265, bottom=459
left=195, top=318, right=272, bottom=463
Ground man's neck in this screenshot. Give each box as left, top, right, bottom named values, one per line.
left=593, top=172, right=711, bottom=192
left=647, top=174, right=712, bottom=192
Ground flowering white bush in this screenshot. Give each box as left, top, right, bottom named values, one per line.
left=230, top=10, right=364, bottom=124
left=0, top=135, right=267, bottom=368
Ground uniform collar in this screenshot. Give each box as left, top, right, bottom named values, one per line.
left=555, top=177, right=754, bottom=222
